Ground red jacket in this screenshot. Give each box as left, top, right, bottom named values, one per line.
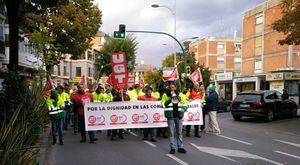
left=189, top=89, right=204, bottom=100
left=138, top=95, right=158, bottom=101
left=71, top=92, right=93, bottom=116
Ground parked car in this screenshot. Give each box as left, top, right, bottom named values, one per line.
left=217, top=97, right=231, bottom=112
left=231, top=90, right=298, bottom=122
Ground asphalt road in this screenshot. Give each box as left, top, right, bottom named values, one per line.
left=46, top=112, right=300, bottom=165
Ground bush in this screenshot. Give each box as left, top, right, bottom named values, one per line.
left=0, top=72, right=48, bottom=165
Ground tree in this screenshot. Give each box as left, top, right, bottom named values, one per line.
left=272, top=0, right=300, bottom=45
left=99, top=36, right=138, bottom=75
left=144, top=69, right=163, bottom=91
left=20, top=0, right=102, bottom=71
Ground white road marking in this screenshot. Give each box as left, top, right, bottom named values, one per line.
left=166, top=154, right=189, bottom=165
left=128, top=130, right=138, bottom=137
left=274, top=139, right=300, bottom=148
left=190, top=143, right=284, bottom=165
left=274, top=151, right=300, bottom=160
left=143, top=140, right=157, bottom=147
left=218, top=135, right=253, bottom=145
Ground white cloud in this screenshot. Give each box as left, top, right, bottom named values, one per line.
left=96, top=0, right=265, bottom=67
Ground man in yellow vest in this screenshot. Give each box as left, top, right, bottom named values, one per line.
left=47, top=89, right=65, bottom=145
left=128, top=84, right=144, bottom=101
left=161, top=83, right=188, bottom=154
left=92, top=85, right=105, bottom=102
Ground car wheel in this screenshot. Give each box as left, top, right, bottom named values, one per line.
left=225, top=105, right=231, bottom=112
left=265, top=110, right=274, bottom=122
left=291, top=107, right=297, bottom=118
left=233, top=115, right=242, bottom=121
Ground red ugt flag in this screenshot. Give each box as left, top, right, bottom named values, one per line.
left=189, top=68, right=202, bottom=84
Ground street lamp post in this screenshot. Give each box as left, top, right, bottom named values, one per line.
left=151, top=2, right=177, bottom=68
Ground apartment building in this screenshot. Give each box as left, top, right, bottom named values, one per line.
left=235, top=0, right=300, bottom=104
left=189, top=36, right=242, bottom=100
left=51, top=31, right=106, bottom=85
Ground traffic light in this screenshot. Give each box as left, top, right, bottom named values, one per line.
left=113, top=24, right=126, bottom=38
left=186, top=66, right=191, bottom=74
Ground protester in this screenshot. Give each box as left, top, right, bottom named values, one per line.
left=185, top=83, right=202, bottom=138
left=128, top=84, right=144, bottom=100
left=71, top=84, right=98, bottom=143
left=57, top=85, right=72, bottom=130
left=93, top=85, right=105, bottom=102
left=205, top=85, right=221, bottom=135
left=47, top=89, right=65, bottom=145
left=162, top=83, right=188, bottom=154
left=138, top=87, right=158, bottom=142
left=110, top=90, right=130, bottom=140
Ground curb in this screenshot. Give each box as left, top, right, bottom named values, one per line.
left=36, top=124, right=51, bottom=165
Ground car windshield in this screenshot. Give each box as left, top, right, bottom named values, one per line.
left=235, top=94, right=261, bottom=102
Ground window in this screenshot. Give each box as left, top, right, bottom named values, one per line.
left=285, top=81, right=299, bottom=95
left=255, top=14, right=263, bottom=33
left=255, top=59, right=262, bottom=72
left=255, top=36, right=262, bottom=56
left=234, top=43, right=241, bottom=52
left=217, top=43, right=224, bottom=49
left=57, top=65, right=61, bottom=75
left=234, top=57, right=241, bottom=63
left=76, top=67, right=81, bottom=77
left=217, top=55, right=225, bottom=62
left=63, top=66, right=67, bottom=76
left=88, top=51, right=93, bottom=61
left=256, top=14, right=263, bottom=25
left=265, top=92, right=278, bottom=100
left=51, top=66, right=54, bottom=74
left=88, top=67, right=91, bottom=77
left=217, top=42, right=225, bottom=54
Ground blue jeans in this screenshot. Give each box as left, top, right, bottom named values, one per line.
left=51, top=118, right=64, bottom=142
left=167, top=118, right=183, bottom=149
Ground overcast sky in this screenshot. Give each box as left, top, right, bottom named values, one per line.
left=96, top=0, right=265, bottom=68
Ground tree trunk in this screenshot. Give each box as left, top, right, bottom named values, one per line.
left=5, top=0, right=20, bottom=72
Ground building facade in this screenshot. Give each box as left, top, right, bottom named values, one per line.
left=237, top=0, right=300, bottom=104
left=189, top=36, right=242, bottom=100
left=51, top=31, right=106, bottom=86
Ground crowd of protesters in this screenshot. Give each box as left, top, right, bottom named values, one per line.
left=46, top=81, right=221, bottom=154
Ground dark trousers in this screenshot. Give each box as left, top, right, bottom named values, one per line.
left=143, top=128, right=156, bottom=140
left=200, top=108, right=207, bottom=130
left=185, top=125, right=199, bottom=136
left=78, top=115, right=95, bottom=140
left=72, top=110, right=79, bottom=133
left=64, top=108, right=72, bottom=129
left=109, top=129, right=123, bottom=139
left=51, top=118, right=63, bottom=142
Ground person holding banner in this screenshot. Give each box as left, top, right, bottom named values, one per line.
left=71, top=84, right=98, bottom=143
left=185, top=82, right=202, bottom=138
left=110, top=91, right=130, bottom=140
left=162, top=83, right=188, bottom=154
left=138, top=87, right=158, bottom=142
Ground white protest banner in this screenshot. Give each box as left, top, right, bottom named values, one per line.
left=84, top=100, right=203, bottom=131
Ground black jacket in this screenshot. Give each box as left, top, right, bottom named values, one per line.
left=205, top=91, right=219, bottom=112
